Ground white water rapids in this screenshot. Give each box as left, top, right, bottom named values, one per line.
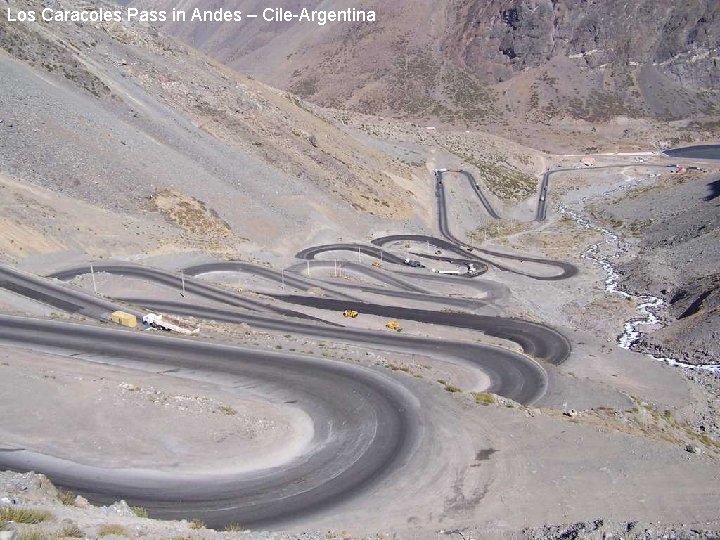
left=561, top=205, right=720, bottom=373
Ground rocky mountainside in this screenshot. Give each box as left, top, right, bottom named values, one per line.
left=133, top=0, right=720, bottom=133
left=593, top=173, right=720, bottom=366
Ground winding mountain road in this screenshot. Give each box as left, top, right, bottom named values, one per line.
left=0, top=258, right=561, bottom=527
left=536, top=163, right=673, bottom=221
left=0, top=160, right=591, bottom=528
left=0, top=315, right=420, bottom=528
left=438, top=169, right=501, bottom=219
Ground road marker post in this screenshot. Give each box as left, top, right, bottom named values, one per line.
left=90, top=264, right=97, bottom=295
left=307, top=260, right=311, bottom=277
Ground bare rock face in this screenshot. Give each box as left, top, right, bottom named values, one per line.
left=455, top=0, right=718, bottom=82
left=137, top=0, right=720, bottom=124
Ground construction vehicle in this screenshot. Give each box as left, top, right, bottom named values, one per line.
left=111, top=311, right=137, bottom=328
left=372, top=260, right=381, bottom=268
left=386, top=320, right=401, bottom=331
left=143, top=313, right=199, bottom=335
left=343, top=309, right=359, bottom=318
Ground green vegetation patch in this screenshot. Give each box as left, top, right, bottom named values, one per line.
left=98, top=524, right=129, bottom=537
left=471, top=392, right=496, bottom=406
left=0, top=507, right=53, bottom=524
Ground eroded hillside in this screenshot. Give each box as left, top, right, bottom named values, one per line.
left=135, top=0, right=720, bottom=144
left=0, top=0, right=424, bottom=258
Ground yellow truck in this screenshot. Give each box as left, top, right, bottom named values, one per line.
left=111, top=311, right=137, bottom=329
left=386, top=320, right=401, bottom=331
left=343, top=309, right=359, bottom=318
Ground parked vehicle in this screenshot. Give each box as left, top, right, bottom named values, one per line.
left=143, top=312, right=199, bottom=335
left=111, top=311, right=137, bottom=329
left=386, top=320, right=401, bottom=331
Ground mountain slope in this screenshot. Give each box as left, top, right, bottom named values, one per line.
left=133, top=0, right=720, bottom=131
left=1, top=0, right=423, bottom=260
left=593, top=173, right=720, bottom=365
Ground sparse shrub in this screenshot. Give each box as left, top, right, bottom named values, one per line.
left=224, top=523, right=243, bottom=532
left=217, top=405, right=237, bottom=416
left=471, top=392, right=496, bottom=406
left=131, top=506, right=148, bottom=518
left=17, top=528, right=47, bottom=540
left=188, top=519, right=204, bottom=529
left=57, top=489, right=76, bottom=506
left=699, top=433, right=720, bottom=448
left=58, top=523, right=84, bottom=537
left=0, top=507, right=52, bottom=524
left=387, top=363, right=410, bottom=373
left=98, top=524, right=128, bottom=537
left=444, top=384, right=461, bottom=393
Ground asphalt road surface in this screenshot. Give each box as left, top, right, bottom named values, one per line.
left=263, top=295, right=569, bottom=366
left=46, top=263, right=565, bottom=367
left=0, top=164, right=579, bottom=530
left=430, top=175, right=580, bottom=279
left=663, top=144, right=720, bottom=160
left=373, top=234, right=578, bottom=281
left=437, top=169, right=501, bottom=219
left=0, top=315, right=420, bottom=529
left=0, top=264, right=128, bottom=319
left=536, top=164, right=674, bottom=221
left=48, top=264, right=327, bottom=323
left=183, top=261, right=357, bottom=301
left=0, top=261, right=552, bottom=528
left=284, top=260, right=428, bottom=293
left=0, top=158, right=685, bottom=529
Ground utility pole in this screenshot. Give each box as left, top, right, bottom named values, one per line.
left=358, top=247, right=361, bottom=263
left=90, top=264, right=97, bottom=295
left=334, top=259, right=338, bottom=277
left=281, top=269, right=285, bottom=289
left=180, top=270, right=185, bottom=297
left=306, top=260, right=310, bottom=277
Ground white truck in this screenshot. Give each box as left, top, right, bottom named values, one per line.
left=143, top=313, right=199, bottom=335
